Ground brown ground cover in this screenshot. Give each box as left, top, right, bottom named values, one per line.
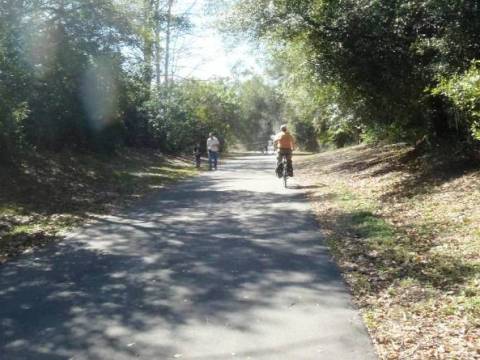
left=296, top=145, right=480, bottom=360
left=0, top=149, right=195, bottom=263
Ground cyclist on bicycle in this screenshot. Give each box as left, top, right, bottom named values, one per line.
left=273, top=124, right=295, bottom=178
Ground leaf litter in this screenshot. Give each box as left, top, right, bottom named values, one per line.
left=297, top=144, right=480, bottom=360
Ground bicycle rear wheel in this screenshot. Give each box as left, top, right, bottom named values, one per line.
left=283, top=158, right=288, bottom=188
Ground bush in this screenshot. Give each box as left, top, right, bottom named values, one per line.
left=432, top=62, right=480, bottom=142
left=291, top=119, right=319, bottom=152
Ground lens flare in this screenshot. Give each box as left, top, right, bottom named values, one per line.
left=81, top=57, right=119, bottom=132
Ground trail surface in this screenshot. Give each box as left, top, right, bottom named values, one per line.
left=0, top=155, right=376, bottom=360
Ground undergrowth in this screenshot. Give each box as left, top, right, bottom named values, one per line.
left=0, top=149, right=195, bottom=263
left=297, top=144, right=480, bottom=360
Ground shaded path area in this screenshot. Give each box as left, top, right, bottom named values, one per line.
left=0, top=156, right=376, bottom=359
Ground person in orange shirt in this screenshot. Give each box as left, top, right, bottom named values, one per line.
left=273, top=124, right=296, bottom=177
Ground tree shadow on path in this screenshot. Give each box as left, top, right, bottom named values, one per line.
left=0, top=170, right=353, bottom=359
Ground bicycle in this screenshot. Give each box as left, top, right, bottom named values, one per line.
left=281, top=154, right=289, bottom=188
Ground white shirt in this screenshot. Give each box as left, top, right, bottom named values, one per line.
left=207, top=136, right=220, bottom=152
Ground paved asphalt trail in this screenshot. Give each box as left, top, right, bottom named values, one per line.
left=0, top=155, right=376, bottom=360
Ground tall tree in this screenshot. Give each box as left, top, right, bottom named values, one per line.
left=142, top=0, right=155, bottom=89
left=164, top=0, right=174, bottom=86
left=226, top=0, right=480, bottom=147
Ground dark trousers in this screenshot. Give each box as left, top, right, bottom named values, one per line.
left=208, top=150, right=218, bottom=170
left=277, top=149, right=293, bottom=175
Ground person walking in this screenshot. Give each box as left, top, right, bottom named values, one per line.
left=207, top=132, right=220, bottom=170
left=193, top=144, right=201, bottom=169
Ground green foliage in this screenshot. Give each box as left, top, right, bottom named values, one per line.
left=5, top=0, right=480, bottom=158
left=0, top=0, right=135, bottom=156
left=290, top=119, right=318, bottom=151
left=432, top=62, right=480, bottom=141
left=234, top=76, right=282, bottom=149
left=0, top=4, right=31, bottom=161
left=0, top=1, right=248, bottom=160
left=227, top=0, right=480, bottom=149
left=145, top=81, right=240, bottom=153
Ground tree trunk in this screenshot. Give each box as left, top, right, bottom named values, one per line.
left=143, top=0, right=155, bottom=91
left=164, top=0, right=174, bottom=86
left=154, top=0, right=161, bottom=89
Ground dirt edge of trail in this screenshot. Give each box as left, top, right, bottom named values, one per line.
left=296, top=144, right=480, bottom=360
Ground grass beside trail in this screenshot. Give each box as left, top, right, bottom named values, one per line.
left=0, top=149, right=196, bottom=263
left=296, top=145, right=480, bottom=360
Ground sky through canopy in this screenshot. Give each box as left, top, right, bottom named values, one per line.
left=172, top=0, right=263, bottom=80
